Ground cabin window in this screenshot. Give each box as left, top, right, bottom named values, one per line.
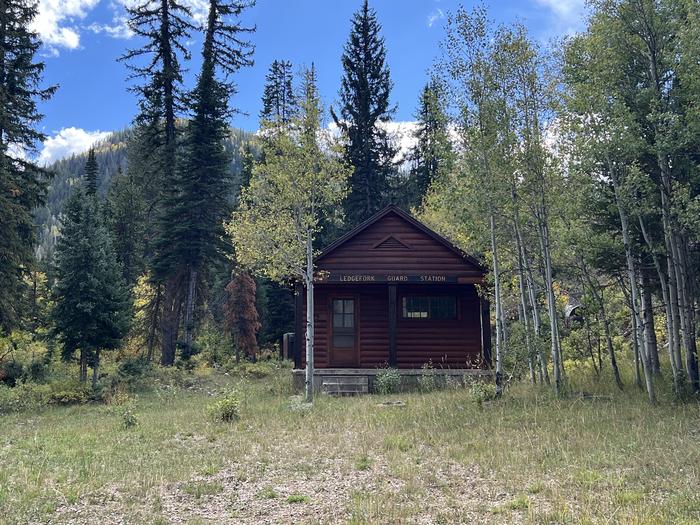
left=402, top=296, right=457, bottom=320
left=332, top=299, right=355, bottom=348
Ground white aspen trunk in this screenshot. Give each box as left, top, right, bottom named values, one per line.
left=490, top=210, right=504, bottom=396
left=537, top=211, right=561, bottom=395
left=622, top=280, right=643, bottom=390
left=672, top=236, right=699, bottom=390
left=518, top=265, right=536, bottom=384
left=304, top=229, right=315, bottom=403
left=610, top=164, right=655, bottom=403
left=579, top=255, right=623, bottom=389
left=514, top=214, right=548, bottom=385
left=677, top=241, right=699, bottom=390
left=638, top=215, right=681, bottom=390
left=514, top=227, right=536, bottom=383
left=640, top=273, right=660, bottom=375
left=644, top=35, right=698, bottom=391
left=524, top=254, right=548, bottom=384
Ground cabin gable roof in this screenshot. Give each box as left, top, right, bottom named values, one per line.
left=316, top=206, right=486, bottom=275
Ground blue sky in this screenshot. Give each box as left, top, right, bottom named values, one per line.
left=34, top=0, right=587, bottom=164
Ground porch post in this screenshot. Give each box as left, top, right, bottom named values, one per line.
left=480, top=295, right=492, bottom=368
left=388, top=284, right=397, bottom=367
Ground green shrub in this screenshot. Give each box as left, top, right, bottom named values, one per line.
left=48, top=381, right=91, bottom=405
left=121, top=404, right=138, bottom=429
left=26, top=359, right=48, bottom=382
left=0, top=382, right=51, bottom=413
left=0, top=361, right=24, bottom=387
left=117, top=356, right=151, bottom=379
left=375, top=367, right=401, bottom=394
left=236, top=361, right=275, bottom=379
left=417, top=361, right=437, bottom=392
left=468, top=381, right=498, bottom=405
left=208, top=391, right=241, bottom=422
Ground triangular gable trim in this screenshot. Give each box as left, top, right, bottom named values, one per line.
left=316, top=205, right=487, bottom=273
left=372, top=234, right=411, bottom=250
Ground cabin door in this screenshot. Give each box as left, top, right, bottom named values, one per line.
left=330, top=298, right=358, bottom=367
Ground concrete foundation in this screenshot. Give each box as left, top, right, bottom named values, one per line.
left=292, top=368, right=492, bottom=394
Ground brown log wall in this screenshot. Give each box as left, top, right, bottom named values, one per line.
left=300, top=283, right=482, bottom=369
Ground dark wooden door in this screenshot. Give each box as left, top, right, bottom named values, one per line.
left=330, top=298, right=358, bottom=367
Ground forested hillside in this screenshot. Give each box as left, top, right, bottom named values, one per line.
left=33, top=127, right=253, bottom=261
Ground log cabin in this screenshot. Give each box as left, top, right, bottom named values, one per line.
left=293, top=205, right=491, bottom=393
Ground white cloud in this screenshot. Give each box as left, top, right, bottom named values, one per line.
left=89, top=0, right=209, bottom=41
left=87, top=13, right=134, bottom=39
left=427, top=8, right=445, bottom=28
left=327, top=120, right=420, bottom=165
left=535, top=0, right=587, bottom=35
left=31, top=0, right=101, bottom=51
left=39, top=127, right=111, bottom=166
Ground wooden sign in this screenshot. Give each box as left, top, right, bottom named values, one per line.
left=316, top=272, right=458, bottom=284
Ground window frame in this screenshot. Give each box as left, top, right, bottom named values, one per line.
left=401, top=295, right=458, bottom=321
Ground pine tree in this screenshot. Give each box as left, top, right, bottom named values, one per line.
left=106, top=167, right=146, bottom=285
left=332, top=0, right=396, bottom=227
left=153, top=0, right=254, bottom=364
left=410, top=79, right=453, bottom=207
left=224, top=269, right=260, bottom=361
left=52, top=187, right=131, bottom=385
left=84, top=148, right=99, bottom=196
left=120, top=0, right=195, bottom=365
left=0, top=0, right=56, bottom=332
left=260, top=60, right=296, bottom=125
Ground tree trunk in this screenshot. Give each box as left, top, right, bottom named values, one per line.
left=490, top=210, right=504, bottom=396
left=579, top=256, right=622, bottom=390
left=641, top=272, right=660, bottom=376
left=638, top=215, right=682, bottom=392
left=183, top=267, right=197, bottom=356
left=610, top=162, right=655, bottom=403
left=160, top=275, right=183, bottom=366
left=79, top=349, right=88, bottom=383
left=92, top=349, right=100, bottom=390
left=304, top=230, right=315, bottom=403
left=523, top=252, right=548, bottom=385
left=537, top=213, right=561, bottom=395
left=641, top=19, right=698, bottom=393
left=146, top=283, right=162, bottom=362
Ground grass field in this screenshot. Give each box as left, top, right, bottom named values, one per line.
left=1, top=367, right=699, bottom=524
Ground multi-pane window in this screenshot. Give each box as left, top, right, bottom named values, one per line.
left=332, top=299, right=355, bottom=348
left=402, top=296, right=457, bottom=320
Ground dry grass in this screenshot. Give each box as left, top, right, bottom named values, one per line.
left=0, top=367, right=699, bottom=524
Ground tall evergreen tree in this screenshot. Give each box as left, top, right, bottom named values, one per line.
left=52, top=184, right=131, bottom=385
left=410, top=79, right=454, bottom=207
left=260, top=60, right=296, bottom=125
left=106, top=167, right=146, bottom=285
left=120, top=0, right=195, bottom=365
left=332, top=0, right=396, bottom=227
left=153, top=0, right=254, bottom=363
left=84, top=148, right=99, bottom=196
left=0, top=0, right=56, bottom=332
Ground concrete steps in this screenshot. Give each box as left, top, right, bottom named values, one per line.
left=321, top=375, right=368, bottom=396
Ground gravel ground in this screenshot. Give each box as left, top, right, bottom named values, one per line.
left=45, top=452, right=545, bottom=524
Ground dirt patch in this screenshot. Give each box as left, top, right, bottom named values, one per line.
left=46, top=450, right=547, bottom=524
